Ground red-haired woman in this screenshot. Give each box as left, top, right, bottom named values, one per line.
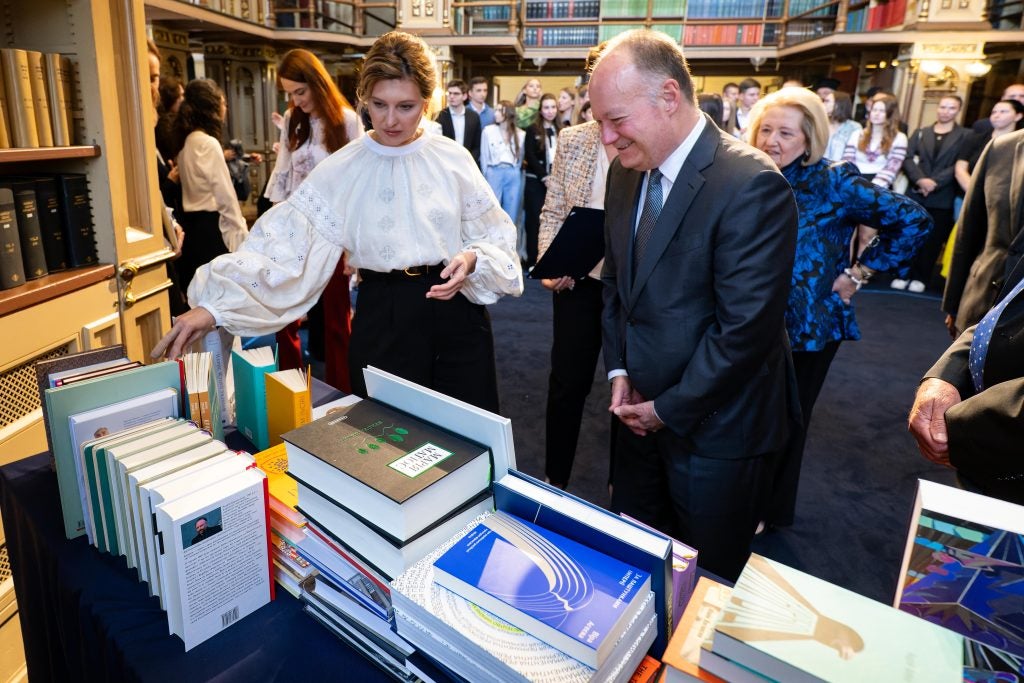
left=266, top=49, right=363, bottom=392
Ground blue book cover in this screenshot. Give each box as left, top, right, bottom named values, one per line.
left=432, top=510, right=651, bottom=668
left=231, top=347, right=276, bottom=451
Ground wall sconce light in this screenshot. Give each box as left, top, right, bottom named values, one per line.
left=919, top=60, right=945, bottom=77
left=965, top=61, right=992, bottom=78
left=532, top=56, right=548, bottom=70
left=749, top=56, right=766, bottom=71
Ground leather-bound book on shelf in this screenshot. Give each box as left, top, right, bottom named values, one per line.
left=0, top=187, right=25, bottom=289
left=42, top=53, right=70, bottom=147
left=25, top=51, right=53, bottom=147
left=0, top=48, right=39, bottom=148
left=1, top=180, right=48, bottom=279
left=54, top=173, right=97, bottom=266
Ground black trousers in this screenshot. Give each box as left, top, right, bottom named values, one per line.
left=348, top=270, right=500, bottom=413
left=545, top=277, right=604, bottom=487
left=523, top=177, right=547, bottom=267
left=768, top=341, right=842, bottom=526
left=177, top=210, right=229, bottom=292
left=610, top=427, right=776, bottom=582
left=908, top=206, right=955, bottom=286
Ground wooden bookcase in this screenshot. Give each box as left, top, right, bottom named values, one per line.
left=0, top=0, right=173, bottom=471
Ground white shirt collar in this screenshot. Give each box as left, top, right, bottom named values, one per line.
left=655, top=113, right=706, bottom=186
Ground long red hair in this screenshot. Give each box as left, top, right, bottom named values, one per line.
left=277, top=49, right=354, bottom=154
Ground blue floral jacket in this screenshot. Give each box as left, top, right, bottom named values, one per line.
left=782, top=159, right=932, bottom=351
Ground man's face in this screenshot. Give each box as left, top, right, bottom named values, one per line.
left=723, top=85, right=739, bottom=102
left=935, top=97, right=961, bottom=125
left=740, top=86, right=760, bottom=109
left=469, top=82, right=487, bottom=106
left=1002, top=84, right=1024, bottom=104
left=590, top=54, right=674, bottom=171
left=148, top=53, right=161, bottom=112
left=446, top=87, right=466, bottom=108
left=195, top=519, right=207, bottom=535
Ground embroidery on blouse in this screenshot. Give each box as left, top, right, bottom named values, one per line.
left=416, top=183, right=433, bottom=198
left=291, top=183, right=344, bottom=247
left=378, top=215, right=395, bottom=233
left=378, top=187, right=395, bottom=203
left=463, top=184, right=496, bottom=222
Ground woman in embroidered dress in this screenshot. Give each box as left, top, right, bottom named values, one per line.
left=480, top=100, right=526, bottom=222
left=265, top=48, right=363, bottom=392
left=842, top=92, right=908, bottom=257
left=749, top=88, right=931, bottom=529
left=153, top=32, right=523, bottom=412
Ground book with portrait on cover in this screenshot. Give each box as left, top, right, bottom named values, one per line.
left=282, top=398, right=491, bottom=543
left=432, top=509, right=652, bottom=669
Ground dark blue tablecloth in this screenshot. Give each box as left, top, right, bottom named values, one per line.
left=0, top=382, right=396, bottom=683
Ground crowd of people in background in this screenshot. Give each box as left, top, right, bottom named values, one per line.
left=149, top=29, right=1024, bottom=578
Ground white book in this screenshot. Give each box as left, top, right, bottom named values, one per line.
left=143, top=452, right=255, bottom=606
left=67, top=388, right=180, bottom=546
left=127, top=441, right=228, bottom=586
left=154, top=468, right=271, bottom=650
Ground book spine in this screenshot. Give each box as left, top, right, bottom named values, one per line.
left=25, top=51, right=53, bottom=147
left=0, top=188, right=25, bottom=288
left=33, top=178, right=69, bottom=271
left=56, top=174, right=97, bottom=266
left=1, top=49, right=39, bottom=148
left=10, top=187, right=48, bottom=279
left=60, top=57, right=78, bottom=145
left=0, top=69, right=10, bottom=149
left=43, top=53, right=71, bottom=147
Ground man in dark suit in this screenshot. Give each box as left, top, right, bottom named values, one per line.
left=588, top=30, right=800, bottom=581
left=190, top=516, right=223, bottom=545
left=909, top=243, right=1024, bottom=506
left=436, top=79, right=481, bottom=166
left=899, top=95, right=970, bottom=292
left=942, top=128, right=1024, bottom=336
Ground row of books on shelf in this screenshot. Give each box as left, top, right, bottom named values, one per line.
left=523, top=26, right=601, bottom=46
left=0, top=48, right=78, bottom=149
left=525, top=0, right=601, bottom=20
left=865, top=0, right=906, bottom=30
left=683, top=24, right=764, bottom=46
left=0, top=173, right=96, bottom=290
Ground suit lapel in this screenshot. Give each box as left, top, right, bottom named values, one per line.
left=612, top=167, right=643, bottom=307
left=1011, top=136, right=1024, bottom=239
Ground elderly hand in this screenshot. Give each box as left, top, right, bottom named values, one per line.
left=426, top=251, right=477, bottom=300
left=151, top=307, right=216, bottom=361
left=541, top=276, right=574, bottom=292
left=832, top=272, right=858, bottom=305
left=916, top=178, right=937, bottom=196
left=907, top=378, right=962, bottom=467
left=614, top=400, right=664, bottom=437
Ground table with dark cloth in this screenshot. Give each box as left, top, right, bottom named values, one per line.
left=0, top=380, right=395, bottom=682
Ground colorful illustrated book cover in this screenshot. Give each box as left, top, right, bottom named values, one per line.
left=896, top=481, right=1024, bottom=681
left=716, top=553, right=963, bottom=683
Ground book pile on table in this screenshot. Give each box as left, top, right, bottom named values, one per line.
left=659, top=553, right=964, bottom=683
left=35, top=346, right=272, bottom=651
left=391, top=509, right=659, bottom=682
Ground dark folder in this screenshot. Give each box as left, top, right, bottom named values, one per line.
left=528, top=206, right=605, bottom=281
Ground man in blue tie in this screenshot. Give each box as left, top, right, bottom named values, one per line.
left=909, top=244, right=1024, bottom=505
left=589, top=29, right=799, bottom=581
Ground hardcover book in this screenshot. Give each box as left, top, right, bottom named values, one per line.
left=23, top=176, right=69, bottom=271
left=42, top=52, right=71, bottom=146
left=0, top=48, right=39, bottom=148
left=232, top=345, right=276, bottom=450
left=54, top=173, right=97, bottom=267
left=714, top=553, right=963, bottom=683
left=894, top=480, right=1024, bottom=680
left=432, top=510, right=652, bottom=668
left=660, top=576, right=729, bottom=683
left=24, top=50, right=53, bottom=147
left=0, top=187, right=25, bottom=289
left=1, top=180, right=48, bottom=279
left=265, top=367, right=311, bottom=447
left=282, top=397, right=492, bottom=543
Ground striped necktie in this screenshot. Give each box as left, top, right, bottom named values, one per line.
left=633, top=168, right=664, bottom=273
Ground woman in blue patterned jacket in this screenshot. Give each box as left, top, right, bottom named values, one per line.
left=747, top=87, right=933, bottom=529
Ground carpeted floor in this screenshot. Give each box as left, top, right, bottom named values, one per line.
left=489, top=278, right=959, bottom=603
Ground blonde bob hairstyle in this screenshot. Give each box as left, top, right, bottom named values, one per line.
left=746, top=86, right=829, bottom=166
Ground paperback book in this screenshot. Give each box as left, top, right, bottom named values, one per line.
left=660, top=576, right=729, bottom=683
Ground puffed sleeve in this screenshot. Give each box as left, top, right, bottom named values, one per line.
left=835, top=161, right=932, bottom=276
left=451, top=155, right=524, bottom=305
left=265, top=111, right=293, bottom=204
left=187, top=187, right=343, bottom=337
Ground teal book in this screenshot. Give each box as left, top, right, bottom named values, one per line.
left=713, top=553, right=963, bottom=683
left=44, top=360, right=183, bottom=539
left=432, top=510, right=651, bottom=668
left=231, top=346, right=276, bottom=451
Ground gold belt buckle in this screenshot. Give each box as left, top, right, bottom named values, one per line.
left=404, top=266, right=425, bottom=276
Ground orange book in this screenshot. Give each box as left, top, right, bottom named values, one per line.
left=264, top=367, right=311, bottom=447
left=659, top=576, right=729, bottom=682
left=630, top=655, right=663, bottom=683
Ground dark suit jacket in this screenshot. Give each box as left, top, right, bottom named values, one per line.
left=902, top=123, right=969, bottom=209
left=601, top=114, right=800, bottom=458
left=436, top=107, right=481, bottom=166
left=928, top=247, right=1024, bottom=502
left=942, top=128, right=1024, bottom=331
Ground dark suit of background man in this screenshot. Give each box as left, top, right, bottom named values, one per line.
left=436, top=79, right=481, bottom=167
left=589, top=30, right=800, bottom=581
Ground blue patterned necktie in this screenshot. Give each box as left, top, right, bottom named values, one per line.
left=633, top=168, right=664, bottom=272
left=968, top=275, right=1024, bottom=392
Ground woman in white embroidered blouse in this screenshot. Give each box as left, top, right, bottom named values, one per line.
left=169, top=79, right=248, bottom=291
left=265, top=49, right=364, bottom=393
left=153, top=31, right=523, bottom=411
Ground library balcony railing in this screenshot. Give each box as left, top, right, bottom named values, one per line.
left=451, top=0, right=519, bottom=36
left=984, top=0, right=1024, bottom=28
left=270, top=0, right=396, bottom=35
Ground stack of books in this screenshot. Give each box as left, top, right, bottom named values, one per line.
left=35, top=346, right=273, bottom=651
left=0, top=47, right=77, bottom=149
left=664, top=553, right=963, bottom=682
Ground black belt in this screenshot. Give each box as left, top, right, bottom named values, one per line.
left=358, top=264, right=445, bottom=282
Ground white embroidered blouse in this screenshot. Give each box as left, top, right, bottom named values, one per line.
left=177, top=130, right=248, bottom=252
left=264, top=108, right=364, bottom=203
left=189, top=130, right=524, bottom=337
